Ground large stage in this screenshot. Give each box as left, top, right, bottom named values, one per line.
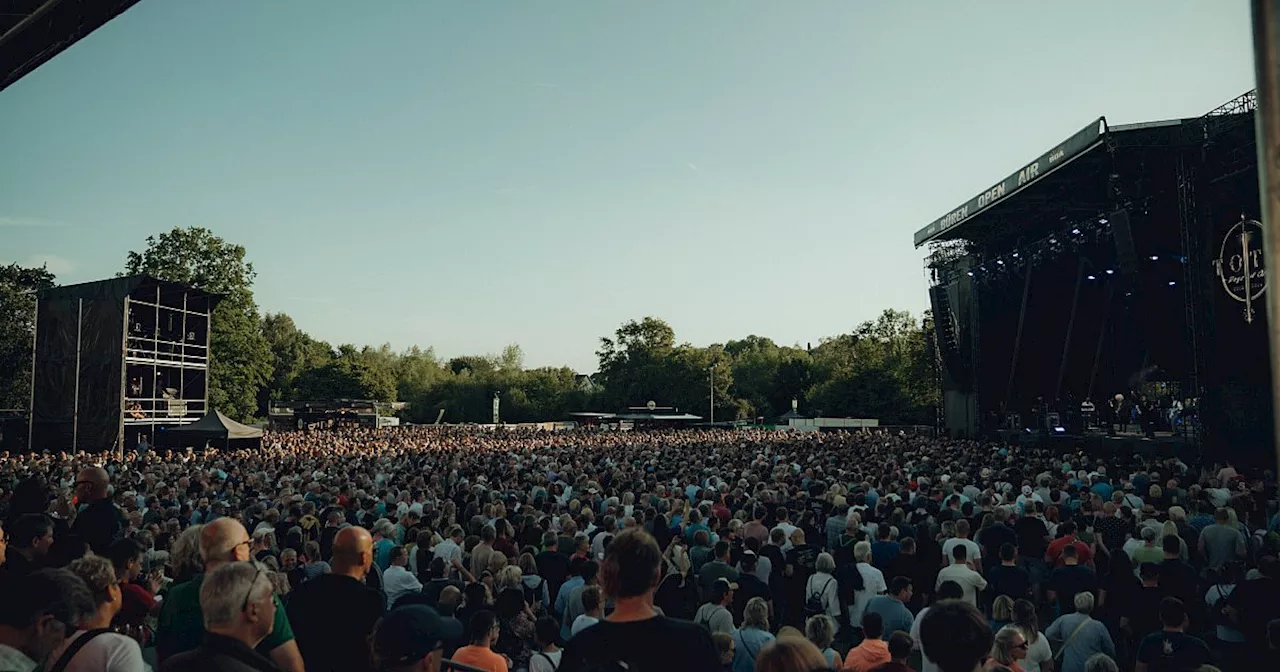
left=997, top=428, right=1198, bottom=459
left=920, top=91, right=1271, bottom=466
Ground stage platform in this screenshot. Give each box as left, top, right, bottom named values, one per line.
left=995, top=428, right=1198, bottom=459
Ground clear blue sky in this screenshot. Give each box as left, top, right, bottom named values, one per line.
left=0, top=1, right=1256, bottom=372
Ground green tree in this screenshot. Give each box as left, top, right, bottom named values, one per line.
left=0, top=263, right=56, bottom=410
left=124, top=227, right=271, bottom=420
left=806, top=309, right=936, bottom=424
left=292, top=344, right=397, bottom=402
left=596, top=317, right=678, bottom=407
left=395, top=345, right=444, bottom=403
left=259, top=312, right=332, bottom=409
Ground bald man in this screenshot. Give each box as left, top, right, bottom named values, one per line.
left=156, top=518, right=305, bottom=672
left=70, top=466, right=125, bottom=555
left=288, top=526, right=385, bottom=672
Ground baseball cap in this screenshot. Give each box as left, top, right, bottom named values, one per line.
left=373, top=605, right=462, bottom=669
left=712, top=577, right=738, bottom=600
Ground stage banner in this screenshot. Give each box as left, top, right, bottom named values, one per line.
left=914, top=118, right=1105, bottom=247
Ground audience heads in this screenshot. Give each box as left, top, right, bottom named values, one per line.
left=920, top=600, right=993, bottom=672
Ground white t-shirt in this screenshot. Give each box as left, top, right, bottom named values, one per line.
left=1021, top=630, right=1051, bottom=671
left=571, top=614, right=600, bottom=637
left=936, top=563, right=987, bottom=606
left=910, top=606, right=938, bottom=672
left=46, top=630, right=148, bottom=672
left=529, top=649, right=564, bottom=672
left=941, top=538, right=982, bottom=565
left=433, top=538, right=463, bottom=569
left=848, top=563, right=887, bottom=628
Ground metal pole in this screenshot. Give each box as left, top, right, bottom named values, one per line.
left=1254, top=0, right=1280, bottom=466
left=1055, top=258, right=1090, bottom=399
left=710, top=365, right=715, bottom=425
left=28, top=297, right=39, bottom=453
left=72, top=298, right=83, bottom=452
left=119, top=296, right=131, bottom=461
left=1004, top=268, right=1035, bottom=403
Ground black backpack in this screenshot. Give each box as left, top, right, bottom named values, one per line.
left=524, top=577, right=545, bottom=608
left=805, top=576, right=834, bottom=618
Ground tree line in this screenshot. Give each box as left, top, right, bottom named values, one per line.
left=0, top=227, right=939, bottom=426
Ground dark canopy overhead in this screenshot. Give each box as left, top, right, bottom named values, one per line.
left=1, top=0, right=142, bottom=94
left=163, top=410, right=262, bottom=443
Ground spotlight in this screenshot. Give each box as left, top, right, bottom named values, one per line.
left=1012, top=252, right=1020, bottom=258
left=996, top=260, right=1005, bottom=266
left=1150, top=255, right=1159, bottom=261
left=1072, top=227, right=1081, bottom=235
left=966, top=271, right=974, bottom=277
left=1049, top=237, right=1058, bottom=244
left=1168, top=281, right=1176, bottom=286
left=1098, top=217, right=1109, bottom=225
left=1105, top=269, right=1115, bottom=275
left=1087, top=274, right=1097, bottom=280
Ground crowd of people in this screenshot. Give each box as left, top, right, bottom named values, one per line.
left=1, top=425, right=1278, bottom=672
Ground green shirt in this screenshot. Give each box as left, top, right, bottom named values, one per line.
left=156, top=573, right=294, bottom=662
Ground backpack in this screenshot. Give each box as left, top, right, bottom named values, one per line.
left=805, top=576, right=834, bottom=618
left=1211, top=584, right=1236, bottom=627
left=524, top=577, right=545, bottom=608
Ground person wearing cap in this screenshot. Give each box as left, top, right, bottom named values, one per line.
left=695, top=577, right=737, bottom=635
left=371, top=604, right=463, bottom=672
left=450, top=610, right=509, bottom=672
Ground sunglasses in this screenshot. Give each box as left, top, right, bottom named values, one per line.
left=240, top=565, right=266, bottom=612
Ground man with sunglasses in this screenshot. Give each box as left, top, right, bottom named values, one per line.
left=160, top=561, right=280, bottom=672
left=157, top=518, right=304, bottom=671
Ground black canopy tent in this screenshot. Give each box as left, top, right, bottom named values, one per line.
left=157, top=410, right=262, bottom=449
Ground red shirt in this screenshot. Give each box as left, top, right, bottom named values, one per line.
left=1044, top=535, right=1093, bottom=567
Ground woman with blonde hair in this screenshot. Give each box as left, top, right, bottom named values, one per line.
left=654, top=539, right=697, bottom=620
left=755, top=635, right=829, bottom=672
left=1161, top=521, right=1189, bottom=562
left=991, top=594, right=1015, bottom=632
left=987, top=625, right=1029, bottom=672
left=804, top=614, right=839, bottom=670
left=731, top=596, right=774, bottom=672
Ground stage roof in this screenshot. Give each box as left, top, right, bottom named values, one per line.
left=37, top=275, right=221, bottom=303
left=913, top=118, right=1108, bottom=248
left=1, top=0, right=142, bottom=94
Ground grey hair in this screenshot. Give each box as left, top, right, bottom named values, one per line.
left=201, top=562, right=272, bottom=628
left=743, top=596, right=770, bottom=630
left=1074, top=591, right=1095, bottom=614
left=815, top=552, right=836, bottom=574
left=854, top=541, right=872, bottom=563
left=1083, top=654, right=1119, bottom=672
left=171, top=524, right=205, bottom=577
left=1140, top=526, right=1157, bottom=542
